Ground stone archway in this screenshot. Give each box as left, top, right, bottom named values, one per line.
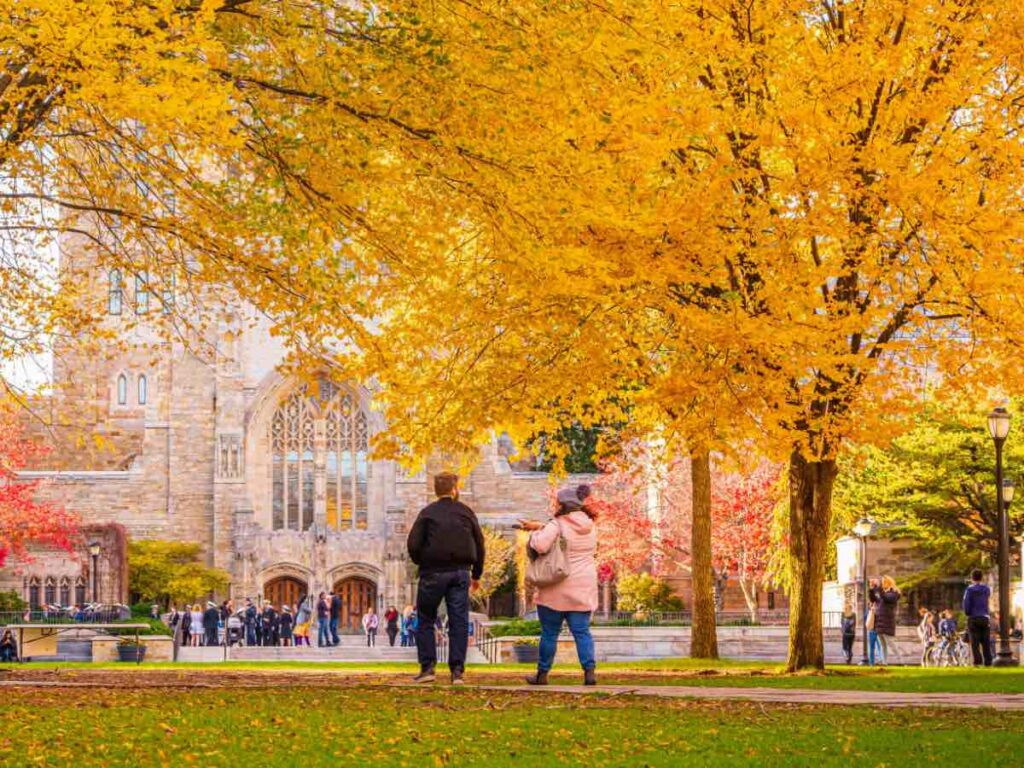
left=332, top=576, right=378, bottom=633
left=264, top=575, right=307, bottom=611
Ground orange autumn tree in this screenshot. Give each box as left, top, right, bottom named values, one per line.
left=305, top=1, right=1024, bottom=672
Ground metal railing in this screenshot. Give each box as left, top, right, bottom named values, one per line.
left=0, top=607, right=130, bottom=626
left=588, top=610, right=792, bottom=627
left=473, top=619, right=500, bottom=664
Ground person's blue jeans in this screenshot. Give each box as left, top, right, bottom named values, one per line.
left=868, top=630, right=881, bottom=665
left=318, top=620, right=331, bottom=647
left=329, top=617, right=340, bottom=646
left=537, top=605, right=595, bottom=672
left=415, top=569, right=470, bottom=673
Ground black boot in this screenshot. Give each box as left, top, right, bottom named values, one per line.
left=525, top=669, right=549, bottom=686
left=584, top=668, right=597, bottom=686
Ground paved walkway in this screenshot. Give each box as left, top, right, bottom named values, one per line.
left=4, top=675, right=1024, bottom=710
left=472, top=684, right=1024, bottom=710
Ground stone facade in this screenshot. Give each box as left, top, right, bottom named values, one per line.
left=0, top=524, right=128, bottom=608
left=6, top=255, right=561, bottom=615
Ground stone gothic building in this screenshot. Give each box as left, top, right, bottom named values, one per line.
left=5, top=245, right=558, bottom=628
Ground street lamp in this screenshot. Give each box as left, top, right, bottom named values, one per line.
left=853, top=517, right=877, bottom=666
left=988, top=407, right=1018, bottom=666
left=88, top=541, right=101, bottom=604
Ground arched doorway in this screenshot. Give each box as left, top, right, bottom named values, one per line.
left=264, top=576, right=307, bottom=610
left=333, top=576, right=377, bottom=632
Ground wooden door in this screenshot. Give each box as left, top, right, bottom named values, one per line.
left=333, top=577, right=377, bottom=632
left=264, top=576, right=306, bottom=611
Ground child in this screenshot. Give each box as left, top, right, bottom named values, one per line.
left=841, top=605, right=857, bottom=664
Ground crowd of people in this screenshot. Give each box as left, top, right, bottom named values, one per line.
left=167, top=595, right=431, bottom=650
left=839, top=567, right=1022, bottom=667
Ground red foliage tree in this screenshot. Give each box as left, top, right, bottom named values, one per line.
left=590, top=454, right=781, bottom=619
left=0, top=410, right=78, bottom=568
left=710, top=461, right=782, bottom=621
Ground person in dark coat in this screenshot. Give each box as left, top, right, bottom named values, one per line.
left=406, top=471, right=485, bottom=685
left=180, top=607, right=192, bottom=646
left=329, top=590, right=341, bottom=646
left=873, top=575, right=901, bottom=665
left=1, top=630, right=17, bottom=662
left=384, top=606, right=400, bottom=647
left=278, top=606, right=294, bottom=647
left=261, top=603, right=279, bottom=646
left=202, top=601, right=221, bottom=647
left=243, top=599, right=258, bottom=647
left=840, top=605, right=856, bottom=664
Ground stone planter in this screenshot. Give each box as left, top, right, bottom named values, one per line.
left=512, top=643, right=539, bottom=663
left=116, top=644, right=147, bottom=663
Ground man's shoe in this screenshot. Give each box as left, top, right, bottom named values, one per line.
left=412, top=668, right=436, bottom=684
left=525, top=670, right=549, bottom=686
left=451, top=671, right=465, bottom=686
left=583, top=668, right=597, bottom=686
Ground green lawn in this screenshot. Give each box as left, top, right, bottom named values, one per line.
left=6, top=658, right=1024, bottom=694
left=1, top=684, right=1022, bottom=767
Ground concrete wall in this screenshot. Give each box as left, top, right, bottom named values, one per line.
left=494, top=625, right=926, bottom=665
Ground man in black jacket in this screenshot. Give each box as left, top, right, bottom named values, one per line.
left=202, top=601, right=220, bottom=647
left=407, top=471, right=485, bottom=684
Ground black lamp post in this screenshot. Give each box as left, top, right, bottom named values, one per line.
left=88, top=541, right=101, bottom=604
left=987, top=407, right=1019, bottom=667
left=853, top=517, right=877, bottom=666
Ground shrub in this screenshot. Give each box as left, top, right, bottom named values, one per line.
left=615, top=573, right=684, bottom=613
left=487, top=619, right=542, bottom=637
left=0, top=589, right=26, bottom=612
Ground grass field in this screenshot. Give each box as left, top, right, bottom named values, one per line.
left=2, top=683, right=1024, bottom=767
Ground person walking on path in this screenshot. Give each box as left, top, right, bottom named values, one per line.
left=362, top=607, right=379, bottom=647
left=384, top=606, right=400, bottom=647
left=963, top=568, right=993, bottom=667
left=873, top=576, right=901, bottom=665
left=202, top=601, right=220, bottom=647
left=841, top=605, right=857, bottom=664
left=521, top=485, right=600, bottom=687
left=329, top=589, right=341, bottom=646
left=407, top=471, right=485, bottom=685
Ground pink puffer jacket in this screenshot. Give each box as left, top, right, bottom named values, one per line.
left=529, top=510, right=599, bottom=613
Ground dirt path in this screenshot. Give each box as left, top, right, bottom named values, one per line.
left=2, top=668, right=1023, bottom=709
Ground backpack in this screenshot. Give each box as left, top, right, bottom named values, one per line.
left=526, top=519, right=571, bottom=588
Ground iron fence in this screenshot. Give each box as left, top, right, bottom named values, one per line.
left=0, top=607, right=130, bottom=626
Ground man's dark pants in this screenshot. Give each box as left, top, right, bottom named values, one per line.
left=968, top=616, right=993, bottom=666
left=415, top=569, right=470, bottom=674
left=206, top=627, right=218, bottom=646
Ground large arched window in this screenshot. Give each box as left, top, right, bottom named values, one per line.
left=270, top=378, right=368, bottom=531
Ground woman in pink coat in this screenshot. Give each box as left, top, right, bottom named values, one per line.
left=521, top=485, right=599, bottom=686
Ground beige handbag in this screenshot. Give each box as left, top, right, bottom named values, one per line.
left=526, top=519, right=571, bottom=587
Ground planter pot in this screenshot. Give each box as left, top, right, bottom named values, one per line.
left=117, top=645, right=147, bottom=663
left=512, top=644, right=539, bottom=663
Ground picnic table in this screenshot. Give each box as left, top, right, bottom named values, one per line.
left=6, top=623, right=152, bottom=664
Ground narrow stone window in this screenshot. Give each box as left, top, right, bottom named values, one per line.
left=117, top=374, right=127, bottom=405
left=135, top=272, right=149, bottom=314
left=137, top=374, right=147, bottom=405
left=108, top=269, right=123, bottom=315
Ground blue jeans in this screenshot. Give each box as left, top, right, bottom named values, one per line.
left=868, top=630, right=882, bottom=665
left=416, top=569, right=470, bottom=673
left=537, top=605, right=595, bottom=672
left=318, top=620, right=331, bottom=647
left=329, top=617, right=339, bottom=645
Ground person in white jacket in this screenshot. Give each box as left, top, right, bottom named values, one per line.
left=362, top=607, right=379, bottom=647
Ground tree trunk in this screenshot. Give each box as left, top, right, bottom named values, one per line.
left=690, top=450, right=719, bottom=659
left=786, top=450, right=838, bottom=672
left=739, top=576, right=758, bottom=624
